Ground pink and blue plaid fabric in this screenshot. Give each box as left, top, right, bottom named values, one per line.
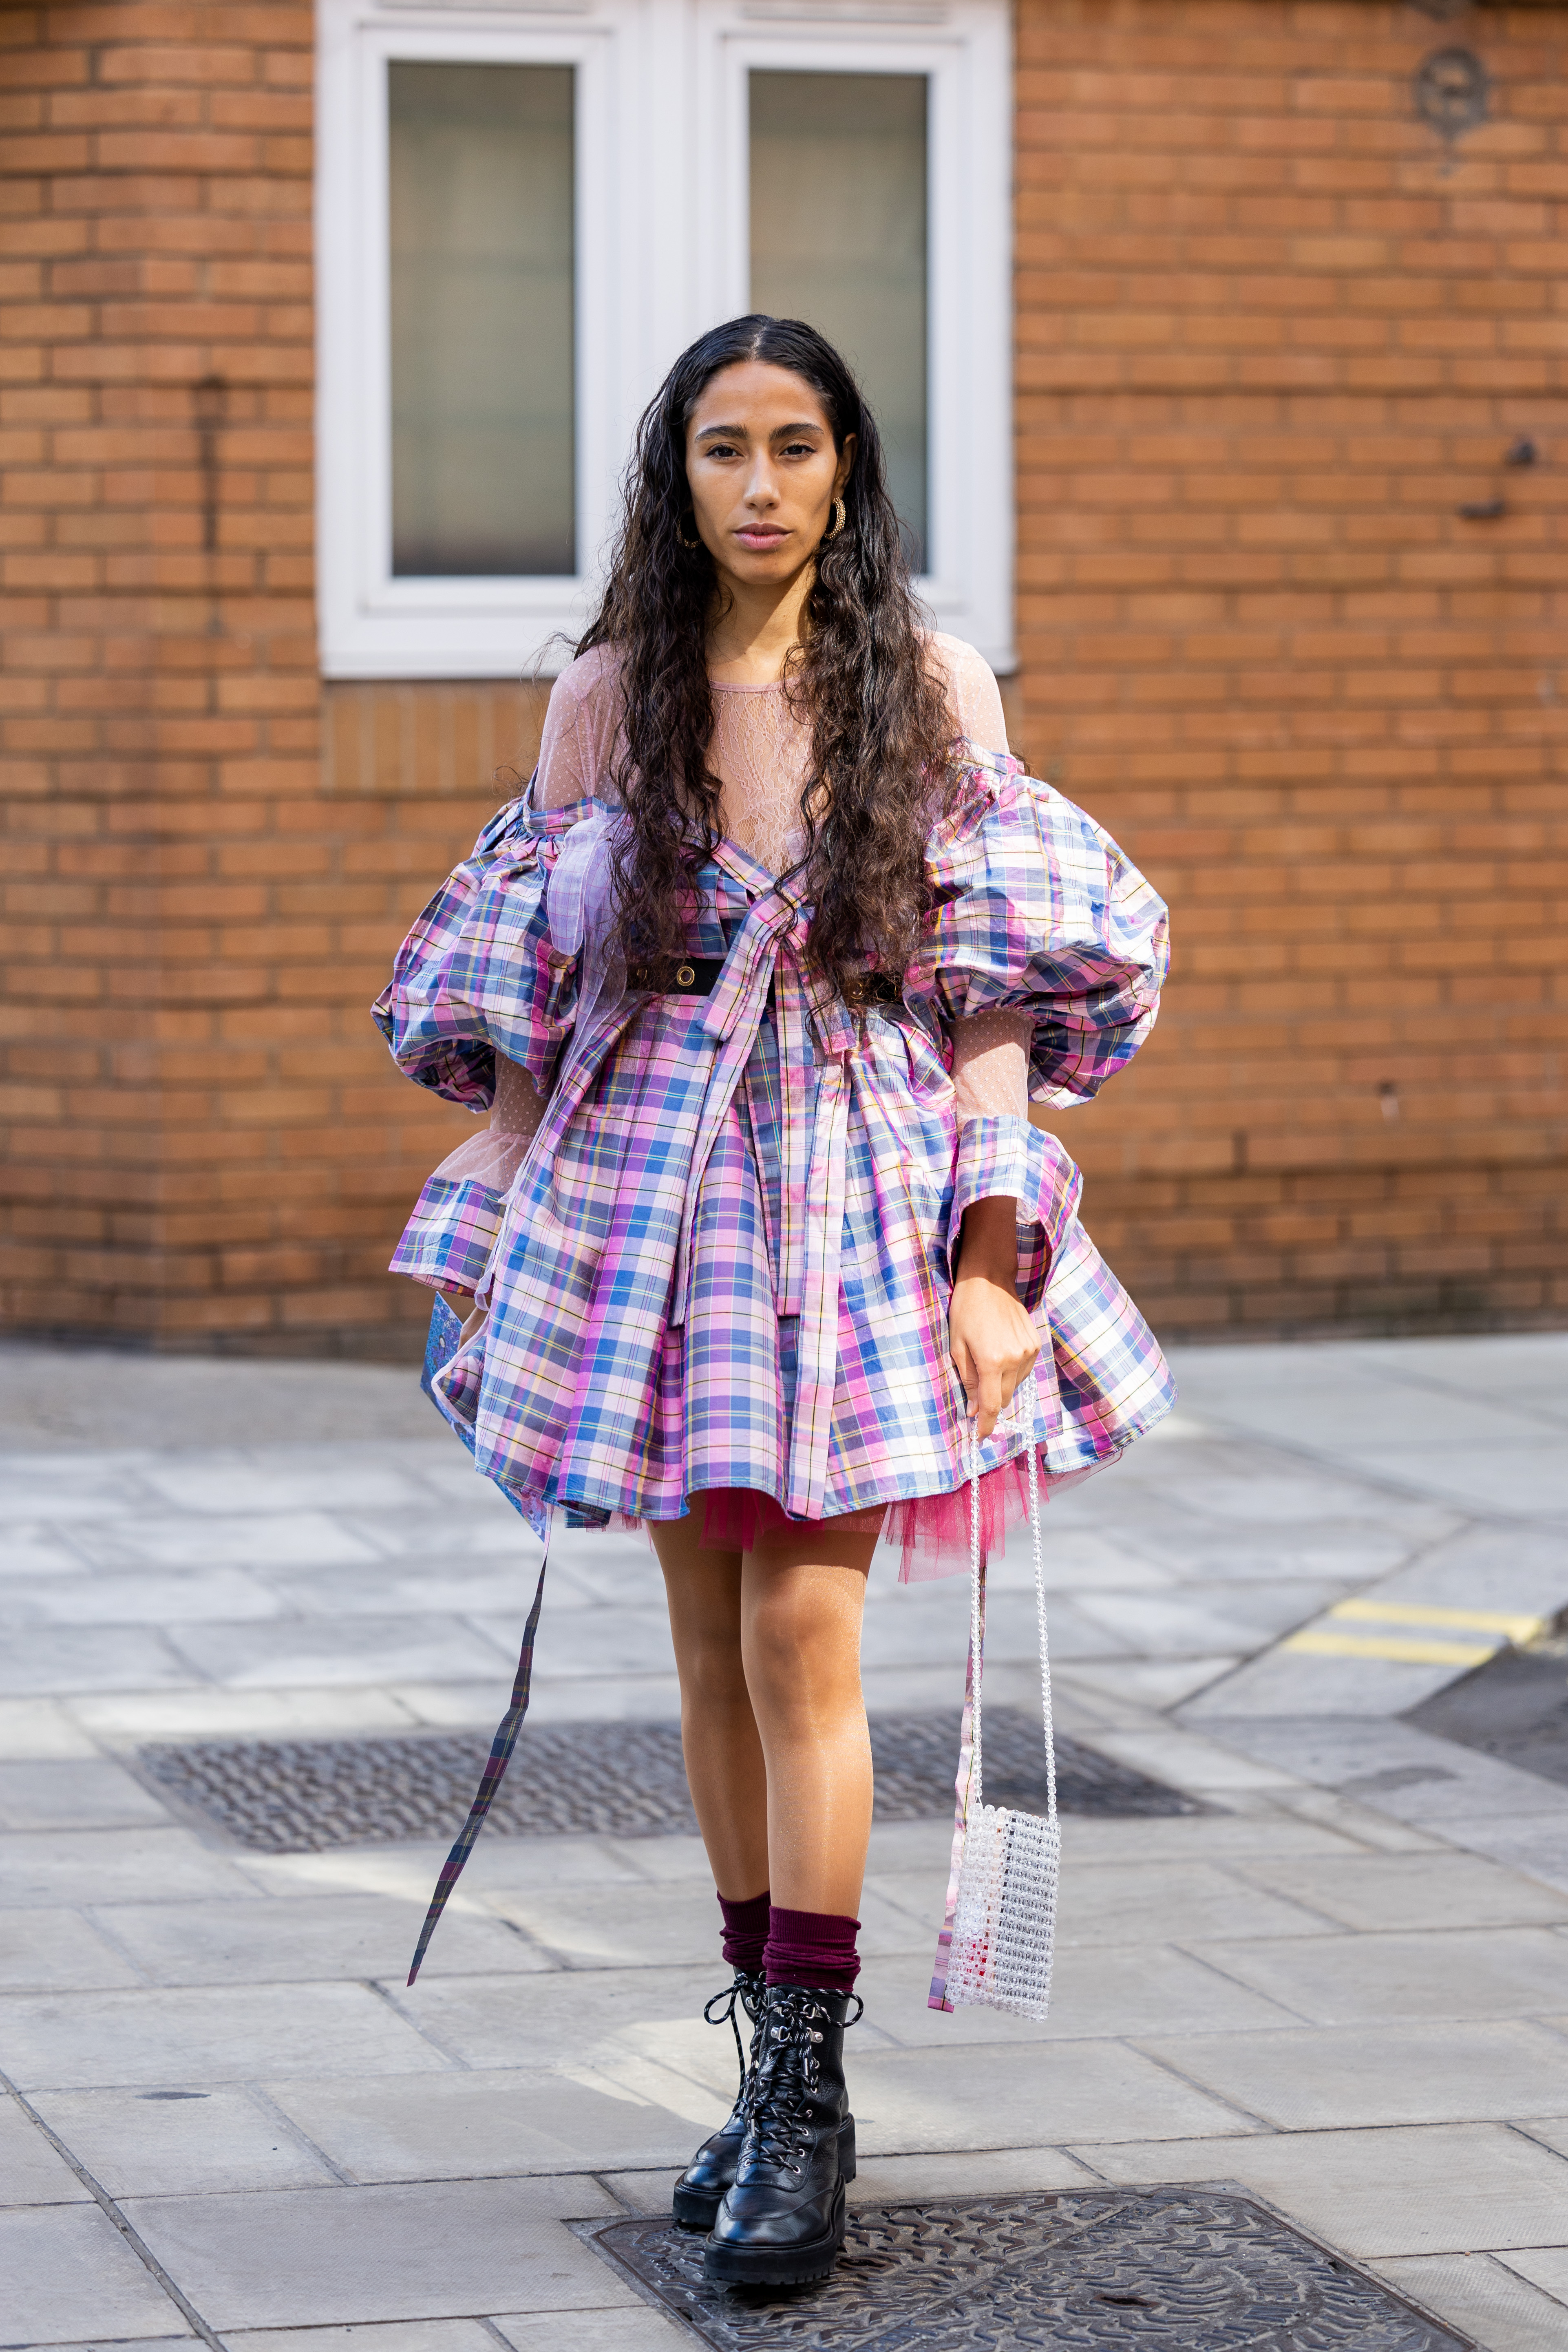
left=373, top=752, right=1175, bottom=1542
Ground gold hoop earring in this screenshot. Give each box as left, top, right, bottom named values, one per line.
left=676, top=514, right=702, bottom=551
left=823, top=496, right=846, bottom=544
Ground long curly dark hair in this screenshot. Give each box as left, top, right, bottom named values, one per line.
left=576, top=314, right=965, bottom=988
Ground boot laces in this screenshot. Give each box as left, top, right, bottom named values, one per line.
left=749, top=1987, right=861, bottom=2177
left=704, top=1968, right=765, bottom=2111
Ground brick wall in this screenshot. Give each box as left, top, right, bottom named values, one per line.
left=2, top=0, right=1564, bottom=1354
left=0, top=4, right=539, bottom=1354
left=1014, top=0, right=1568, bottom=1334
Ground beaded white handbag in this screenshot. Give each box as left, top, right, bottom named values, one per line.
left=934, top=1425, right=1060, bottom=2023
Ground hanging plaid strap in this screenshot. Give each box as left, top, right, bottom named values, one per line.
left=407, top=1520, right=551, bottom=1986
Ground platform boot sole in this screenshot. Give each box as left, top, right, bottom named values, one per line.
left=672, top=2175, right=728, bottom=2231
left=700, top=2122, right=855, bottom=2281
left=679, top=2116, right=855, bottom=2235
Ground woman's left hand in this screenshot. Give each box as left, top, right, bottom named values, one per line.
left=949, top=1197, right=1040, bottom=1440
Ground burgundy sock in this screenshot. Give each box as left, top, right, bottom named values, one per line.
left=764, top=1904, right=861, bottom=1994
left=717, top=1888, right=771, bottom=1974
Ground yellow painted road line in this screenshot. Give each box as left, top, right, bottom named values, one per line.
left=1283, top=1630, right=1496, bottom=1666
left=1327, top=1598, right=1544, bottom=1643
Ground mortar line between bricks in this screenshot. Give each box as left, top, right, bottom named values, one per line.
left=0, top=2065, right=226, bottom=2352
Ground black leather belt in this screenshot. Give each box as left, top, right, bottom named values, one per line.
left=628, top=958, right=901, bottom=1008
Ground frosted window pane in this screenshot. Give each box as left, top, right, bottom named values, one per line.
left=749, top=71, right=928, bottom=571
left=389, top=61, right=574, bottom=578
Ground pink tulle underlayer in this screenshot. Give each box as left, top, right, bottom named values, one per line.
left=692, top=1450, right=1087, bottom=1582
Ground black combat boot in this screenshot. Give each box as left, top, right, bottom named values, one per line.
left=703, top=1982, right=861, bottom=2285
left=671, top=1968, right=766, bottom=2229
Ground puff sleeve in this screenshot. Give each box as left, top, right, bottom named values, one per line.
left=916, top=758, right=1169, bottom=1280
left=371, top=793, right=590, bottom=1109
left=920, top=760, right=1169, bottom=1107
left=372, top=792, right=592, bottom=1292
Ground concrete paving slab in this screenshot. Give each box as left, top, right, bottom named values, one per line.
left=123, top=2178, right=627, bottom=2329
left=859, top=1943, right=1306, bottom=2043
left=0, top=2203, right=185, bottom=2342
left=266, top=2067, right=705, bottom=2181
left=1370, top=2253, right=1568, bottom=2352
left=446, top=1672, right=685, bottom=1725
left=1496, top=2246, right=1568, bottom=2304
left=1184, top=1648, right=1492, bottom=1722
left=468, top=1607, right=676, bottom=1682
left=1071, top=1584, right=1349, bottom=1661
left=166, top=1616, right=515, bottom=1690
left=336, top=1510, right=538, bottom=1565
left=31, top=2086, right=340, bottom=2196
left=0, top=1628, right=197, bottom=1698
left=1268, top=1787, right=1455, bottom=1853
left=0, top=1760, right=171, bottom=1830
left=849, top=2145, right=1105, bottom=2201
left=225, top=2325, right=500, bottom=2352
left=1135, top=2018, right=1568, bottom=2130
left=594, top=2169, right=683, bottom=2215
left=1075, top=2122, right=1568, bottom=2257
left=74, top=1687, right=425, bottom=1744
left=89, top=1894, right=548, bottom=1988
left=1335, top=1442, right=1568, bottom=1521
left=849, top=2034, right=1259, bottom=2149
left=1091, top=1519, right=1439, bottom=1585
left=1191, top=1714, right=1568, bottom=1822
left=0, top=2096, right=91, bottom=2204
left=1056, top=1656, right=1243, bottom=1710
left=0, top=1828, right=266, bottom=1909
left=0, top=1527, right=102, bottom=1577
left=0, top=1569, right=285, bottom=1629
left=245, top=1834, right=641, bottom=1905
left=1185, top=1926, right=1568, bottom=2025
left=0, top=1982, right=451, bottom=2092
left=1075, top=1726, right=1305, bottom=1795
left=0, top=1698, right=100, bottom=1759
left=69, top=1512, right=386, bottom=1573
left=30, top=2341, right=196, bottom=2352
left=986, top=1531, right=1175, bottom=1592
left=0, top=1457, right=160, bottom=1522
left=1369, top=1524, right=1568, bottom=1618
left=1431, top=1815, right=1568, bottom=1897
left=490, top=2312, right=689, bottom=2352
left=0, top=1908, right=145, bottom=1993
left=486, top=1878, right=928, bottom=1974
left=0, top=1350, right=437, bottom=1451
left=142, top=1459, right=439, bottom=1517
left=272, top=1562, right=549, bottom=1621
left=1231, top=1850, right=1568, bottom=1932
left=393, top=1964, right=771, bottom=2074
left=872, top=1857, right=1331, bottom=1950
left=1513, top=2113, right=1568, bottom=2161
left=1053, top=1809, right=1366, bottom=1866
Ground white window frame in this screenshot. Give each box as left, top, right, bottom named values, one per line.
left=316, top=0, right=1013, bottom=679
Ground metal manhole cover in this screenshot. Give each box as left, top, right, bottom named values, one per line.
left=586, top=2190, right=1472, bottom=2349
left=137, top=1712, right=1200, bottom=1853
left=1407, top=1632, right=1568, bottom=1789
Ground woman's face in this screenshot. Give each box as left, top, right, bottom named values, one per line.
left=684, top=361, right=855, bottom=588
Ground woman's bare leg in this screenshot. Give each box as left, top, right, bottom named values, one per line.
left=740, top=1528, right=877, bottom=1917
left=651, top=1514, right=770, bottom=1899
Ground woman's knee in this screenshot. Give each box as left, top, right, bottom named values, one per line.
left=744, top=1596, right=863, bottom=1727
left=675, top=1623, right=751, bottom=1711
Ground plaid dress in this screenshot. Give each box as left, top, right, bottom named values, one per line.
left=373, top=751, right=1174, bottom=1547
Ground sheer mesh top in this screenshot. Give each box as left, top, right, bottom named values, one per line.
left=536, top=630, right=1009, bottom=879
left=506, top=631, right=1031, bottom=1131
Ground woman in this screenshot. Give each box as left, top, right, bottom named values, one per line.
left=375, top=316, right=1173, bottom=2286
